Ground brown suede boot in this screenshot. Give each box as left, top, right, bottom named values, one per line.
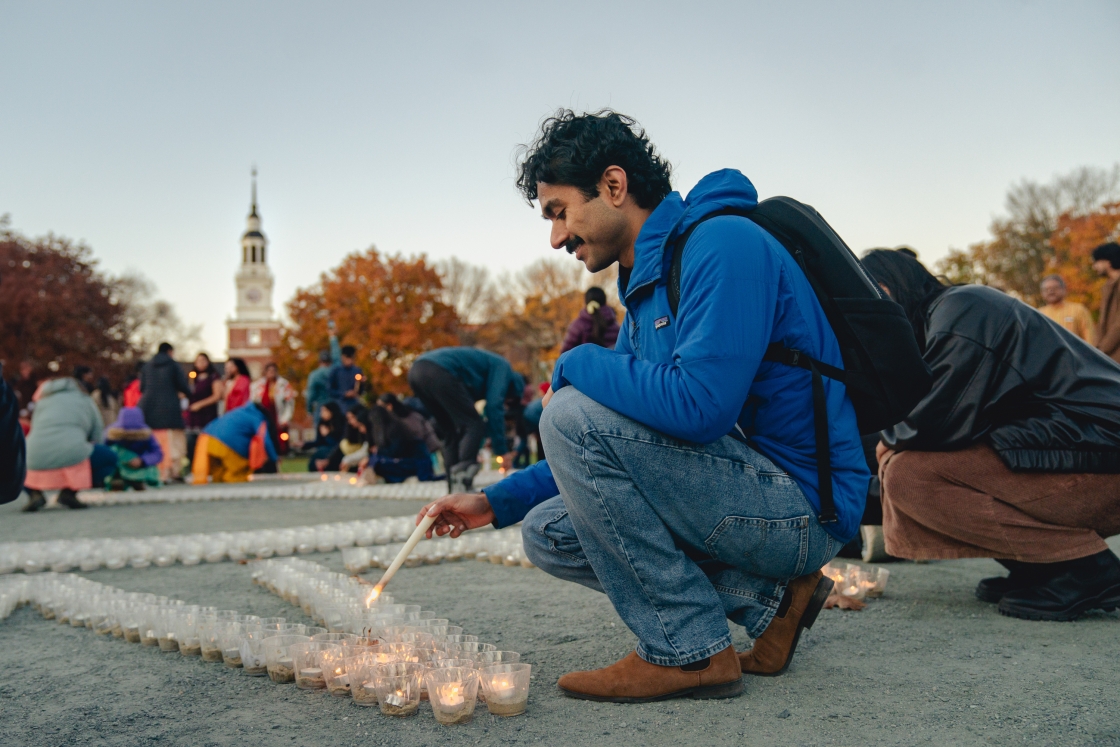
left=738, top=570, right=833, bottom=676
left=557, top=645, right=743, bottom=703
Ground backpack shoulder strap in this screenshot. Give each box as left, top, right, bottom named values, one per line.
left=667, top=207, right=752, bottom=318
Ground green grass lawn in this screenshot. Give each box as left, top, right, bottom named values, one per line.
left=280, top=456, right=309, bottom=473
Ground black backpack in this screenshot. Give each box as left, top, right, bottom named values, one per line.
left=667, top=197, right=932, bottom=525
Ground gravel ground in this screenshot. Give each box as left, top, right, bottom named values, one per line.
left=2, top=497, right=1119, bottom=747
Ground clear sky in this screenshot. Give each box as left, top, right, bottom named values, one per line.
left=2, top=0, right=1118, bottom=356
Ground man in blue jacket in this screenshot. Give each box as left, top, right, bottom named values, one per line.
left=419, top=110, right=868, bottom=703
left=408, top=347, right=524, bottom=491
left=328, top=345, right=363, bottom=413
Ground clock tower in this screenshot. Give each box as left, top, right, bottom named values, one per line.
left=226, top=169, right=282, bottom=378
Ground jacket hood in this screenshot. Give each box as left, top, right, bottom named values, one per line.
left=37, top=377, right=84, bottom=399
left=151, top=352, right=178, bottom=366
left=110, top=406, right=149, bottom=431
left=625, top=169, right=759, bottom=302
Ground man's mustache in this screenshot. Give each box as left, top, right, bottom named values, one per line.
left=565, top=237, right=585, bottom=254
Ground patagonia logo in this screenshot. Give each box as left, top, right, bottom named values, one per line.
left=654, top=316, right=670, bottom=330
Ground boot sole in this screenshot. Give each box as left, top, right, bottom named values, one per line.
left=558, top=677, right=744, bottom=704
left=745, top=575, right=834, bottom=677
left=998, top=583, right=1120, bottom=621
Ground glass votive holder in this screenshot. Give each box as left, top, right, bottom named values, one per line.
left=866, top=566, right=890, bottom=597
left=264, top=634, right=310, bottom=684
left=474, top=650, right=520, bottom=667
left=480, top=663, right=530, bottom=717
left=239, top=628, right=269, bottom=676
left=373, top=662, right=424, bottom=717
left=345, top=652, right=378, bottom=707
left=320, top=645, right=351, bottom=697
left=383, top=642, right=419, bottom=662
left=426, top=667, right=479, bottom=725
left=216, top=621, right=243, bottom=667
left=838, top=566, right=868, bottom=600
left=291, top=642, right=340, bottom=690
left=197, top=616, right=223, bottom=661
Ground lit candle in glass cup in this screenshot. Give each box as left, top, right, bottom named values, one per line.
left=866, top=566, right=890, bottom=598
left=264, top=634, right=310, bottom=684
left=839, top=566, right=869, bottom=600
left=373, top=662, right=424, bottom=717
left=426, top=667, right=479, bottom=725
left=480, top=663, right=531, bottom=717
left=320, top=646, right=351, bottom=697
left=346, top=652, right=379, bottom=707
left=292, top=642, right=340, bottom=690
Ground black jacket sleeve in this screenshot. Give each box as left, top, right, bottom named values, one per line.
left=880, top=330, right=1021, bottom=452
left=0, top=377, right=27, bottom=504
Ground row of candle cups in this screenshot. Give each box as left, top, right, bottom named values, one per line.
left=263, top=635, right=529, bottom=722
left=341, top=527, right=532, bottom=573
left=75, top=468, right=508, bottom=506
left=822, top=562, right=890, bottom=600
left=0, top=515, right=484, bottom=575
left=253, top=557, right=531, bottom=721
left=5, top=571, right=531, bottom=723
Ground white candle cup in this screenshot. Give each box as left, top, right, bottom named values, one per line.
left=373, top=662, right=424, bottom=717
left=426, top=667, right=479, bottom=725
left=263, top=635, right=309, bottom=684
left=480, top=663, right=531, bottom=717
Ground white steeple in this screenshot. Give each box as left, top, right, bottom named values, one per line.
left=234, top=167, right=275, bottom=321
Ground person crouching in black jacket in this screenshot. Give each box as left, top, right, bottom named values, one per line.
left=861, top=249, right=1120, bottom=621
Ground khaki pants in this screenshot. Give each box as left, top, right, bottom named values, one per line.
left=153, top=429, right=187, bottom=482
left=881, top=443, right=1120, bottom=563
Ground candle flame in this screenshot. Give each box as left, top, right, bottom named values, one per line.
left=365, top=586, right=382, bottom=606
left=349, top=477, right=357, bottom=485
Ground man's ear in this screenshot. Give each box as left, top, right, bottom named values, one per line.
left=599, top=166, right=629, bottom=208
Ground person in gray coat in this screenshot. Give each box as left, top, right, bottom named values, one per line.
left=23, top=377, right=113, bottom=511
left=138, top=342, right=191, bottom=482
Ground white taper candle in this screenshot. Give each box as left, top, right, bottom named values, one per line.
left=371, top=512, right=438, bottom=596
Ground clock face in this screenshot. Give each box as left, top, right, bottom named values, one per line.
left=246, top=287, right=263, bottom=303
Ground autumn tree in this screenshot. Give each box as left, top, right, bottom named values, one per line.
left=1048, top=202, right=1120, bottom=317
left=0, top=218, right=150, bottom=383
left=469, top=257, right=622, bottom=383
left=938, top=165, right=1119, bottom=305
left=272, top=246, right=459, bottom=418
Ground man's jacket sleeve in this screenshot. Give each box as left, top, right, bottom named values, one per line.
left=483, top=361, right=511, bottom=454
left=550, top=220, right=777, bottom=444
left=483, top=460, right=558, bottom=528
left=881, top=331, right=1009, bottom=452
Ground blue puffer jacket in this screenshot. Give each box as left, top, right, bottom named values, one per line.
left=203, top=404, right=278, bottom=462
left=485, top=169, right=869, bottom=542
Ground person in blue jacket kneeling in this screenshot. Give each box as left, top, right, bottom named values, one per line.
left=418, top=110, right=868, bottom=703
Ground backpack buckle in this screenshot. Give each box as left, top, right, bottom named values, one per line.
left=789, top=350, right=801, bottom=366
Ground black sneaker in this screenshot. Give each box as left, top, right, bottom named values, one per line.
left=22, top=489, right=46, bottom=512
left=56, top=488, right=89, bottom=510
left=998, top=551, right=1120, bottom=621
left=976, top=575, right=1037, bottom=603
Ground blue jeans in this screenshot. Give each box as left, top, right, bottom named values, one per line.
left=524, top=387, right=839, bottom=667
left=90, top=444, right=117, bottom=487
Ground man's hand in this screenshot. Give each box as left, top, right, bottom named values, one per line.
left=499, top=451, right=517, bottom=468
left=417, top=493, right=496, bottom=539
left=541, top=385, right=553, bottom=408
left=875, top=440, right=896, bottom=482
left=127, top=457, right=143, bottom=469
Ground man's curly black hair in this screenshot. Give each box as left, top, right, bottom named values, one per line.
left=515, top=109, right=673, bottom=210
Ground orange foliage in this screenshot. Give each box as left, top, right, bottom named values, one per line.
left=1048, top=202, right=1120, bottom=318
left=272, top=247, right=459, bottom=420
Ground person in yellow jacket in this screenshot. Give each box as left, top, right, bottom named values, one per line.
left=1038, top=275, right=1094, bottom=344
left=191, top=403, right=277, bottom=484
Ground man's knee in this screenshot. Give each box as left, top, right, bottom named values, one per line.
left=539, top=387, right=608, bottom=454
left=521, top=498, right=582, bottom=570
